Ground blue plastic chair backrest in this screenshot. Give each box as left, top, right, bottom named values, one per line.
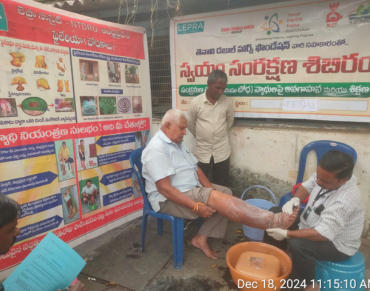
left=129, top=147, right=152, bottom=211
left=130, top=147, right=144, bottom=177
left=296, top=140, right=357, bottom=184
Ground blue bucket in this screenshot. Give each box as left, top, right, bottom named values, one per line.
left=240, top=185, right=277, bottom=242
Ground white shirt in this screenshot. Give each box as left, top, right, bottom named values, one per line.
left=187, top=92, right=234, bottom=163
left=300, top=172, right=364, bottom=256
left=141, top=130, right=201, bottom=212
left=82, top=184, right=98, bottom=195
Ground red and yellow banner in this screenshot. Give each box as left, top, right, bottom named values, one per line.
left=0, top=0, right=151, bottom=276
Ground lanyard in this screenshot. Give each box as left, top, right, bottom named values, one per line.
left=312, top=188, right=334, bottom=207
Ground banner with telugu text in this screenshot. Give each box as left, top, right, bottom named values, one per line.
left=0, top=0, right=151, bottom=277
left=170, top=0, right=370, bottom=122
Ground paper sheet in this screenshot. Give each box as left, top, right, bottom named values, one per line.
left=3, top=232, right=86, bottom=291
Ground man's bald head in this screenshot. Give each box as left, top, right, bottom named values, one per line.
left=161, top=109, right=186, bottom=127
left=160, top=109, right=187, bottom=143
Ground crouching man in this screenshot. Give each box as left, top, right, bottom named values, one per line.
left=265, top=150, right=364, bottom=291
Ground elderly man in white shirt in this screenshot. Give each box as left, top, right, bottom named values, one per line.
left=187, top=69, right=234, bottom=186
left=265, top=150, right=364, bottom=291
left=142, top=109, right=298, bottom=260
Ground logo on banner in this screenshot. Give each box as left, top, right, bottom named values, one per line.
left=261, top=13, right=283, bottom=35
left=326, top=3, right=342, bottom=27
left=0, top=4, right=8, bottom=31
left=177, top=21, right=204, bottom=34
left=348, top=3, right=370, bottom=24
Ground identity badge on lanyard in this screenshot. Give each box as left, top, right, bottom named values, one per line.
left=302, top=188, right=333, bottom=220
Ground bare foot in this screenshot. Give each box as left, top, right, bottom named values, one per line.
left=272, top=208, right=299, bottom=229
left=191, top=234, right=218, bottom=260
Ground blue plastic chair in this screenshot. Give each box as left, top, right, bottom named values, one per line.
left=279, top=140, right=357, bottom=209
left=129, top=147, right=192, bottom=269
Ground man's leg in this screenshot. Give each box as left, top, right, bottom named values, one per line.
left=90, top=191, right=97, bottom=204
left=158, top=185, right=231, bottom=259
left=289, top=238, right=350, bottom=288
left=71, top=162, right=75, bottom=175
left=196, top=184, right=230, bottom=238
left=91, top=189, right=98, bottom=199
left=197, top=157, right=212, bottom=179
left=212, top=157, right=230, bottom=187
left=67, top=200, right=73, bottom=216
left=66, top=157, right=75, bottom=175
left=207, top=190, right=298, bottom=230
left=83, top=195, right=88, bottom=204
left=80, top=155, right=86, bottom=169
left=61, top=164, right=66, bottom=175
left=86, top=194, right=93, bottom=204
left=159, top=188, right=297, bottom=258
left=158, top=195, right=217, bottom=258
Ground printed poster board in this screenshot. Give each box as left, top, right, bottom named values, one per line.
left=0, top=0, right=151, bottom=278
left=170, top=0, right=370, bottom=122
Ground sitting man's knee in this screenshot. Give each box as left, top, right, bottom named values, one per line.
left=212, top=185, right=232, bottom=196
left=223, top=187, right=232, bottom=196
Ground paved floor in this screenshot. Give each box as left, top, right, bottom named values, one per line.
left=75, top=217, right=370, bottom=291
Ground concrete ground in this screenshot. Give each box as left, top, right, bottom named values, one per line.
left=74, top=217, right=370, bottom=291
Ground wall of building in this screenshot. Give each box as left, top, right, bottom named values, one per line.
left=151, top=120, right=370, bottom=236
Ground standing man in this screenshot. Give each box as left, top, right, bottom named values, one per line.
left=187, top=70, right=234, bottom=186
left=78, top=140, right=86, bottom=170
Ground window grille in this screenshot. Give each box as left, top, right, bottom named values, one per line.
left=148, top=35, right=172, bottom=118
